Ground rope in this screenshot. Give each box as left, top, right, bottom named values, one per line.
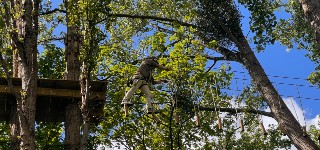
left=296, top=84, right=307, bottom=127
left=209, top=67, right=315, bottom=81
left=290, top=97, right=300, bottom=123
left=233, top=77, right=317, bottom=88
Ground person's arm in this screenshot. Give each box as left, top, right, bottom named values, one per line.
left=156, top=64, right=172, bottom=71
left=146, top=59, right=172, bottom=71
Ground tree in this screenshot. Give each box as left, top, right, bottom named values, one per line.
left=1, top=0, right=40, bottom=149
left=0, top=0, right=318, bottom=149
left=96, top=0, right=319, bottom=149
left=298, top=0, right=320, bottom=87
left=64, top=0, right=82, bottom=149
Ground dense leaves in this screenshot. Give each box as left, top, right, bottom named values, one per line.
left=0, top=0, right=319, bottom=149
left=196, top=0, right=242, bottom=48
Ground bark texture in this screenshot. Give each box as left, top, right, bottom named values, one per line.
left=80, top=64, right=90, bottom=150
left=299, top=0, right=320, bottom=50
left=5, top=0, right=40, bottom=149
left=236, top=33, right=319, bottom=150
left=64, top=0, right=81, bottom=149
left=10, top=40, right=21, bottom=150
left=10, top=104, right=20, bottom=150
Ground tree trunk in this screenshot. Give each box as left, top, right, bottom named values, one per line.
left=64, top=27, right=81, bottom=149
left=10, top=104, right=20, bottom=150
left=299, top=0, right=320, bottom=50
left=237, top=33, right=319, bottom=150
left=80, top=63, right=90, bottom=150
left=64, top=0, right=81, bottom=149
left=10, top=40, right=21, bottom=150
left=7, top=0, right=39, bottom=149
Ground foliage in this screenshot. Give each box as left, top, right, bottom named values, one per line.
left=196, top=0, right=242, bottom=48
left=308, top=115, right=320, bottom=147
left=38, top=45, right=65, bottom=79
left=35, top=122, right=64, bottom=149
left=239, top=0, right=320, bottom=86
left=0, top=0, right=317, bottom=149
left=238, top=0, right=280, bottom=51
left=93, top=1, right=292, bottom=149
left=0, top=122, right=10, bottom=149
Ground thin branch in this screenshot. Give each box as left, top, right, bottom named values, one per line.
left=39, top=8, right=66, bottom=15
left=151, top=23, right=176, bottom=34
left=3, top=0, right=23, bottom=51
left=98, top=13, right=198, bottom=28
left=0, top=52, right=20, bottom=99
left=136, top=101, right=273, bottom=118
left=38, top=37, right=65, bottom=44
left=216, top=19, right=241, bottom=47
left=205, top=59, right=218, bottom=73
left=197, top=41, right=241, bottom=62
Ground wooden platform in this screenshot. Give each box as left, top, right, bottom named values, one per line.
left=0, top=77, right=107, bottom=122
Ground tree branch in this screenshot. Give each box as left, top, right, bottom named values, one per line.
left=3, top=0, right=23, bottom=50
left=0, top=52, right=20, bottom=99
left=38, top=37, right=65, bottom=44
left=205, top=59, right=218, bottom=73
left=39, top=8, right=66, bottom=16
left=151, top=23, right=176, bottom=34
left=216, top=19, right=241, bottom=47
left=140, top=101, right=273, bottom=118
left=98, top=13, right=199, bottom=28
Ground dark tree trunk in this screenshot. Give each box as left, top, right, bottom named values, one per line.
left=6, top=0, right=40, bottom=149
left=64, top=0, right=81, bottom=149
left=10, top=104, right=20, bottom=150
left=10, top=40, right=21, bottom=150
left=64, top=26, right=81, bottom=150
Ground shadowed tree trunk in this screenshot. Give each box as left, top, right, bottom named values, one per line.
left=10, top=41, right=21, bottom=150
left=3, top=0, right=40, bottom=149
left=64, top=0, right=81, bottom=149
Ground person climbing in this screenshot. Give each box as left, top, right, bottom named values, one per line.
left=121, top=56, right=172, bottom=114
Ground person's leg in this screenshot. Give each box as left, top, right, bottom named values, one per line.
left=139, top=82, right=153, bottom=111
left=122, top=79, right=142, bottom=104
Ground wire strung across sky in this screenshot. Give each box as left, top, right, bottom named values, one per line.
left=197, top=67, right=320, bottom=101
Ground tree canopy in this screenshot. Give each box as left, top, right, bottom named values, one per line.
left=0, top=0, right=319, bottom=149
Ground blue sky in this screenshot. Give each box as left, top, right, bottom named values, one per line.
left=258, top=44, right=319, bottom=119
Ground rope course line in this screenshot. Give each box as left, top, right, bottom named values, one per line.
left=217, top=87, right=320, bottom=101
left=232, top=77, right=317, bottom=88
left=296, top=84, right=307, bottom=127
left=209, top=67, right=317, bottom=81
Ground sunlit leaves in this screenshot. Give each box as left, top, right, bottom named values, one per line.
left=239, top=0, right=280, bottom=51
left=38, top=45, right=65, bottom=79
left=0, top=123, right=10, bottom=149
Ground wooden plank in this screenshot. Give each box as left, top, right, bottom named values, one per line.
left=0, top=77, right=107, bottom=92
left=0, top=85, right=105, bottom=100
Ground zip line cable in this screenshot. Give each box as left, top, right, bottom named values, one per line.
left=209, top=67, right=317, bottom=82
left=296, top=84, right=307, bottom=127
left=232, top=77, right=318, bottom=88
